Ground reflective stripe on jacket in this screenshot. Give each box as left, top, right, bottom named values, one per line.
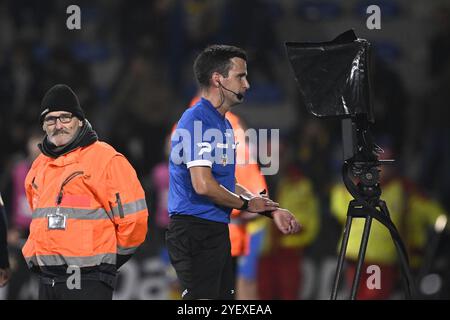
left=22, top=141, right=148, bottom=269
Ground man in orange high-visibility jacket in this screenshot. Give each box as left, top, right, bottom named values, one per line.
left=22, top=84, right=148, bottom=300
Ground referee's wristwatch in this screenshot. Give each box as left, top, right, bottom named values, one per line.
left=239, top=195, right=249, bottom=211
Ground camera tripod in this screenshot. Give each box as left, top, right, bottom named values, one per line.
left=330, top=161, right=416, bottom=300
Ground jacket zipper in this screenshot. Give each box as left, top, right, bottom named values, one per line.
left=56, top=171, right=85, bottom=207
left=31, top=177, right=38, bottom=190
left=115, top=193, right=125, bottom=219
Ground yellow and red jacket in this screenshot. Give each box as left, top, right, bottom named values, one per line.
left=261, top=169, right=320, bottom=254
left=22, top=141, right=148, bottom=270
left=405, top=192, right=447, bottom=269
left=330, top=179, right=405, bottom=264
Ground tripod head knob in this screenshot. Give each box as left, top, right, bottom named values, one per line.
left=351, top=162, right=380, bottom=186
left=360, top=166, right=380, bottom=186
left=347, top=161, right=382, bottom=201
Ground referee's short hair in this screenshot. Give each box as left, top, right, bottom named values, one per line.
left=193, top=45, right=247, bottom=89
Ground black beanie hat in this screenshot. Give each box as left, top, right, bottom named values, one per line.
left=40, top=84, right=85, bottom=123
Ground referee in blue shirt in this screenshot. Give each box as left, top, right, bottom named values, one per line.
left=166, top=45, right=300, bottom=300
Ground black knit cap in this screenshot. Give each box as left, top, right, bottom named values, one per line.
left=39, top=84, right=85, bottom=123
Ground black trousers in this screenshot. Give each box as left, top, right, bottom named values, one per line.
left=166, top=215, right=235, bottom=300
left=38, top=278, right=113, bottom=300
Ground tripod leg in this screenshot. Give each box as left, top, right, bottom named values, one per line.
left=331, top=215, right=353, bottom=300
left=379, top=200, right=416, bottom=299
left=350, top=215, right=373, bottom=300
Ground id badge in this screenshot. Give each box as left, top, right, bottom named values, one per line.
left=47, top=208, right=67, bottom=230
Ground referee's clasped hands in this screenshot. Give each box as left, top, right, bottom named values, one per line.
left=247, top=196, right=279, bottom=213
left=247, top=197, right=301, bottom=235
left=271, top=208, right=302, bottom=235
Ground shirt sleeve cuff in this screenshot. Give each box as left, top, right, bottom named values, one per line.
left=186, top=159, right=213, bottom=168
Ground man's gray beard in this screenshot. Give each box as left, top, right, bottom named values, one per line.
left=48, top=123, right=83, bottom=148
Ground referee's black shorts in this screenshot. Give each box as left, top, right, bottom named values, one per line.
left=166, top=214, right=234, bottom=300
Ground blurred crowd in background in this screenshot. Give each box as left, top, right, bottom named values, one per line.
left=0, top=0, right=449, bottom=299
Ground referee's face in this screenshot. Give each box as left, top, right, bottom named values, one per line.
left=222, top=57, right=250, bottom=105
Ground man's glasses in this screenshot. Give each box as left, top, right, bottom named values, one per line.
left=43, top=113, right=74, bottom=125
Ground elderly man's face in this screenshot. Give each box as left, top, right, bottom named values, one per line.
left=42, top=111, right=83, bottom=147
